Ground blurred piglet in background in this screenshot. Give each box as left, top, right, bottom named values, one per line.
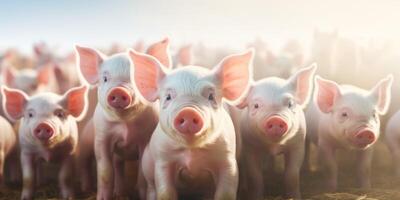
left=305, top=75, right=393, bottom=191
left=234, top=64, right=316, bottom=199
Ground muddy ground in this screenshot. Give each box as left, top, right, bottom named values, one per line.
left=0, top=139, right=399, bottom=200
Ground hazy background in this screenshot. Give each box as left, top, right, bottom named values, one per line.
left=1, top=0, right=400, bottom=53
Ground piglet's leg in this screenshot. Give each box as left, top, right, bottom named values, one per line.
left=356, top=148, right=373, bottom=189
left=113, top=154, right=126, bottom=198
left=240, top=149, right=263, bottom=200
left=95, top=137, right=114, bottom=200
left=154, top=162, right=177, bottom=200
left=59, top=155, right=75, bottom=199
left=318, top=139, right=337, bottom=192
left=21, top=153, right=35, bottom=200
left=214, top=158, right=239, bottom=200
left=0, top=150, right=4, bottom=184
left=284, top=144, right=304, bottom=199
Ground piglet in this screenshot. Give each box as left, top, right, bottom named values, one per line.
left=129, top=48, right=253, bottom=200
left=0, top=115, right=17, bottom=183
left=2, top=64, right=59, bottom=95
left=2, top=85, right=88, bottom=200
left=75, top=38, right=170, bottom=199
left=305, top=75, right=392, bottom=191
left=235, top=64, right=316, bottom=199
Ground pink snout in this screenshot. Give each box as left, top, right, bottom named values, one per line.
left=174, top=108, right=204, bottom=135
left=354, top=129, right=376, bottom=147
left=107, top=87, right=132, bottom=109
left=264, top=116, right=288, bottom=139
left=34, top=123, right=54, bottom=141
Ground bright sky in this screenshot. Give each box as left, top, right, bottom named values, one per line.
left=1, top=0, right=400, bottom=53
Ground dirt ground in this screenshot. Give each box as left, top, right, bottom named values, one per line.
left=0, top=140, right=399, bottom=200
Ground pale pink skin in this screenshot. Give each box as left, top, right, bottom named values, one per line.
left=385, top=109, right=400, bottom=177
left=129, top=48, right=253, bottom=200
left=0, top=116, right=17, bottom=183
left=236, top=65, right=316, bottom=199
left=305, top=75, right=393, bottom=191
left=1, top=85, right=89, bottom=200
left=76, top=38, right=171, bottom=199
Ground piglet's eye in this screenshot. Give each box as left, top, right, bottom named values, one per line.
left=254, top=103, right=259, bottom=109
left=28, top=112, right=34, bottom=118
left=103, top=76, right=108, bottom=82
left=166, top=94, right=172, bottom=101
left=341, top=112, right=348, bottom=118
left=288, top=99, right=295, bottom=109
left=208, top=93, right=215, bottom=101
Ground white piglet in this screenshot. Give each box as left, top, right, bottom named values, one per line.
left=2, top=85, right=88, bottom=200
left=306, top=75, right=393, bottom=191
left=129, top=49, right=253, bottom=200
left=236, top=64, right=316, bottom=199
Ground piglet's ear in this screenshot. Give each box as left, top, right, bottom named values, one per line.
left=236, top=84, right=253, bottom=109
left=315, top=76, right=342, bottom=113
left=177, top=45, right=192, bottom=66
left=214, top=49, right=254, bottom=105
left=75, top=45, right=105, bottom=85
left=369, top=75, right=393, bottom=115
left=2, top=65, right=16, bottom=87
left=60, top=85, right=89, bottom=121
left=37, top=64, right=54, bottom=85
left=1, top=86, right=29, bottom=122
left=146, top=38, right=172, bottom=68
left=128, top=49, right=167, bottom=102
left=287, top=63, right=317, bottom=108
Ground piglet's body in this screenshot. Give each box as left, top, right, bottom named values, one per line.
left=0, top=116, right=17, bottom=183
left=130, top=48, right=253, bottom=200
left=2, top=85, right=89, bottom=200
left=305, top=75, right=392, bottom=191
left=76, top=38, right=171, bottom=199
left=236, top=65, right=316, bottom=199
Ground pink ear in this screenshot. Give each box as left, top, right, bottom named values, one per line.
left=1, top=86, right=28, bottom=122
left=369, top=75, right=393, bottom=115
left=37, top=64, right=54, bottom=85
left=128, top=49, right=166, bottom=102
left=146, top=38, right=172, bottom=68
left=75, top=45, right=104, bottom=85
left=287, top=64, right=317, bottom=107
left=61, top=85, right=88, bottom=120
left=2, top=66, right=15, bottom=86
left=214, top=49, right=254, bottom=103
left=177, top=45, right=192, bottom=66
left=315, top=76, right=342, bottom=113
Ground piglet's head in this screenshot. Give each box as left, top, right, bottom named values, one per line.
left=2, top=64, right=54, bottom=95
left=238, top=64, right=316, bottom=143
left=315, top=75, right=393, bottom=149
left=75, top=38, right=171, bottom=119
left=129, top=49, right=253, bottom=146
left=2, top=85, right=88, bottom=147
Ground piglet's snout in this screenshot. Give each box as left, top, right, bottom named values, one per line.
left=34, top=123, right=54, bottom=141
left=174, top=107, right=204, bottom=135
left=354, top=129, right=376, bottom=146
left=107, top=87, right=132, bottom=109
left=264, top=116, right=288, bottom=138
